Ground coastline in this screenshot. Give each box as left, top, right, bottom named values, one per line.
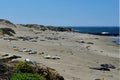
left=0, top=25, right=119, bottom=80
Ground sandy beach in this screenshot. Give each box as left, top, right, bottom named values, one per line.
left=0, top=25, right=119, bottom=80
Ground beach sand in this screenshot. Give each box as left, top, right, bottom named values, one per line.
left=0, top=26, right=119, bottom=80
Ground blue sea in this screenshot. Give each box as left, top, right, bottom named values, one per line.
left=68, top=26, right=120, bottom=45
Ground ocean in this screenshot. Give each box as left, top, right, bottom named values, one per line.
left=71, top=26, right=119, bottom=35
left=68, top=26, right=120, bottom=45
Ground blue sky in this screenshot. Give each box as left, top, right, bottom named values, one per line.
left=0, top=0, right=119, bottom=26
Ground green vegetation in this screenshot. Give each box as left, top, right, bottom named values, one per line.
left=14, top=61, right=34, bottom=73
left=18, top=24, right=74, bottom=32
left=11, top=73, right=46, bottom=80
left=13, top=62, right=46, bottom=80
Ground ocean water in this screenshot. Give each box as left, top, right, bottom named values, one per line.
left=71, top=26, right=119, bottom=35
left=70, top=26, right=120, bottom=45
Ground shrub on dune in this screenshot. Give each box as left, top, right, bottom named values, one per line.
left=14, top=61, right=34, bottom=73
left=11, top=73, right=46, bottom=80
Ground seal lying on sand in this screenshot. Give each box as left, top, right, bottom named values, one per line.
left=89, top=67, right=110, bottom=71
left=100, top=64, right=116, bottom=69
left=89, top=64, right=116, bottom=71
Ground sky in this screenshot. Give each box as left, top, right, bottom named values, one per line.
left=0, top=0, right=119, bottom=26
